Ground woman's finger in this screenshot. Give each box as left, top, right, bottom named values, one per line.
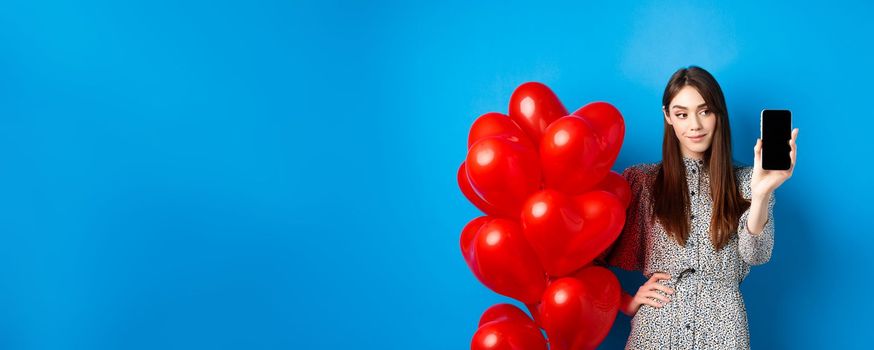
left=639, top=298, right=664, bottom=308
left=754, top=138, right=762, bottom=169
left=636, top=294, right=666, bottom=308
left=647, top=283, right=675, bottom=295
left=648, top=272, right=671, bottom=282
left=641, top=291, right=670, bottom=304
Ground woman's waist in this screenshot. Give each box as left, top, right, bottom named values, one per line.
left=644, top=266, right=742, bottom=289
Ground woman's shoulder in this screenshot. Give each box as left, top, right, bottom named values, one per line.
left=621, top=162, right=660, bottom=188
left=733, top=161, right=754, bottom=183
left=620, top=160, right=753, bottom=188
left=733, top=161, right=755, bottom=197
left=622, top=161, right=660, bottom=178
left=619, top=160, right=753, bottom=180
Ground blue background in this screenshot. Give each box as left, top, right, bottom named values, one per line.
left=1, top=0, right=872, bottom=348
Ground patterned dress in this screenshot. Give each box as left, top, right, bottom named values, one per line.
left=605, top=156, right=775, bottom=349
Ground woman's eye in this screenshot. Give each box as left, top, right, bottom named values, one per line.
left=675, top=113, right=687, bottom=119
left=699, top=109, right=710, bottom=116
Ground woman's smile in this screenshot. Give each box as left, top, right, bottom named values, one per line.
left=687, top=133, right=707, bottom=142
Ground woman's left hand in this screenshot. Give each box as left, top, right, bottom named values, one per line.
left=751, top=128, right=799, bottom=197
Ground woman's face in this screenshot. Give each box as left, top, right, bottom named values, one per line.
left=663, top=85, right=716, bottom=159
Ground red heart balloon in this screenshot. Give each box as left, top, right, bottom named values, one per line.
left=593, top=171, right=632, bottom=209
left=525, top=302, right=544, bottom=329
left=539, top=102, right=626, bottom=194
left=539, top=115, right=602, bottom=194
left=572, top=191, right=626, bottom=260
left=462, top=218, right=548, bottom=303
left=460, top=216, right=491, bottom=266
left=478, top=303, right=536, bottom=326
left=520, top=189, right=626, bottom=277
left=568, top=266, right=621, bottom=350
left=458, top=163, right=504, bottom=217
left=508, top=82, right=568, bottom=143
left=572, top=102, right=625, bottom=175
left=572, top=102, right=624, bottom=148
left=472, top=304, right=548, bottom=350
left=468, top=112, right=535, bottom=149
left=540, top=266, right=621, bottom=350
left=466, top=136, right=542, bottom=218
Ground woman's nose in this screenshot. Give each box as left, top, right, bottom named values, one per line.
left=690, top=116, right=703, bottom=130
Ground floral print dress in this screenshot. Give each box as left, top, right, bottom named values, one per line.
left=605, top=156, right=775, bottom=349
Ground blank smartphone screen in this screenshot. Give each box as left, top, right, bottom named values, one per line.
left=761, top=109, right=792, bottom=170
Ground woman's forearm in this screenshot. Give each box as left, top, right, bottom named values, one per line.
left=746, top=191, right=772, bottom=235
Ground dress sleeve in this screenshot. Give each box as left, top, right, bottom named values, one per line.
left=603, top=166, right=648, bottom=271
left=737, top=167, right=776, bottom=266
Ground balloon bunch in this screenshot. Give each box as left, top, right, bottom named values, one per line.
left=459, top=82, right=631, bottom=350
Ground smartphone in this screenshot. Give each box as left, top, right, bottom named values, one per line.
left=760, top=109, right=792, bottom=170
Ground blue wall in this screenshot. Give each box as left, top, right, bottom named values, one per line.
left=1, top=0, right=871, bottom=348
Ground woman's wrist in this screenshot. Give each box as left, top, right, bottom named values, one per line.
left=751, top=189, right=772, bottom=203
left=620, top=291, right=634, bottom=316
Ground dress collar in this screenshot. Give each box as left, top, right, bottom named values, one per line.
left=682, top=155, right=705, bottom=173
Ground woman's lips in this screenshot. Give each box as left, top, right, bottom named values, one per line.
left=687, top=134, right=706, bottom=142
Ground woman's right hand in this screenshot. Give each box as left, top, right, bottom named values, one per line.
left=623, top=272, right=675, bottom=316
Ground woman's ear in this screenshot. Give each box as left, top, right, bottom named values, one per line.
left=662, top=106, right=672, bottom=125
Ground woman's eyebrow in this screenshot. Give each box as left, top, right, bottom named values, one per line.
left=671, top=103, right=708, bottom=110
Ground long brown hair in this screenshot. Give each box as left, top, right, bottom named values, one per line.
left=652, top=66, right=750, bottom=250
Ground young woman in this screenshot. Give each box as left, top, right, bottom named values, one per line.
left=603, top=66, right=799, bottom=349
